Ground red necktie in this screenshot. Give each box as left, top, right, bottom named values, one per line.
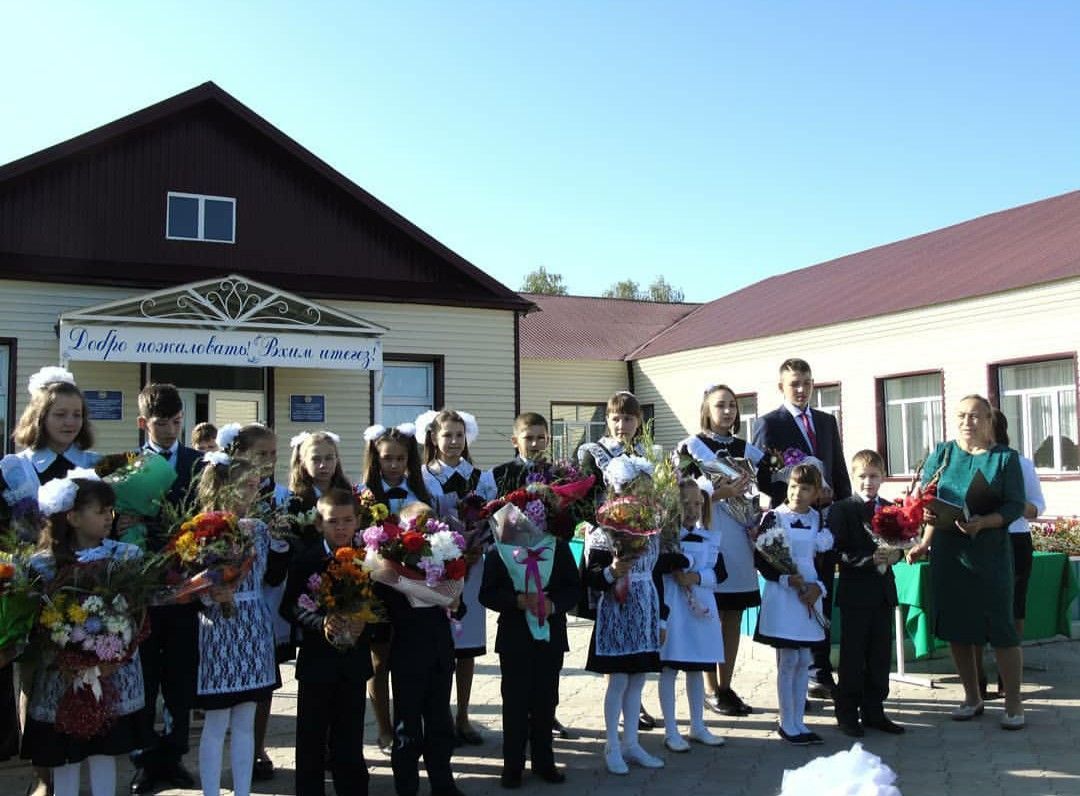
left=800, top=411, right=818, bottom=455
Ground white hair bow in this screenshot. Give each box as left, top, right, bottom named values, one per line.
left=290, top=431, right=342, bottom=449
left=414, top=410, right=479, bottom=445
left=202, top=451, right=231, bottom=467
left=216, top=423, right=242, bottom=451
left=363, top=423, right=417, bottom=443
left=695, top=475, right=714, bottom=497
left=28, top=366, right=77, bottom=394
left=37, top=468, right=102, bottom=515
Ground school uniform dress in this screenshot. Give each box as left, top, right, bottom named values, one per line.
left=422, top=460, right=497, bottom=659
left=21, top=542, right=149, bottom=767
left=194, top=519, right=280, bottom=709
left=660, top=527, right=726, bottom=670
left=478, top=537, right=580, bottom=775
left=134, top=442, right=203, bottom=774
left=0, top=445, right=100, bottom=761
left=584, top=528, right=663, bottom=674
left=831, top=495, right=897, bottom=726
left=677, top=432, right=764, bottom=610
left=282, top=541, right=373, bottom=796
left=753, top=506, right=834, bottom=648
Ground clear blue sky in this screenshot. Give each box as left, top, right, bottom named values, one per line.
left=2, top=1, right=1078, bottom=302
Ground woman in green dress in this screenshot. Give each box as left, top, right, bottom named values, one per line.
left=907, top=395, right=1026, bottom=729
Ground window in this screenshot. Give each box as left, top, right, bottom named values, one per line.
left=881, top=372, right=944, bottom=476
left=550, top=403, right=606, bottom=461
left=166, top=192, right=236, bottom=243
left=814, top=383, right=842, bottom=422
left=382, top=361, right=435, bottom=428
left=995, top=358, right=1078, bottom=472
left=736, top=394, right=757, bottom=441
left=0, top=342, right=11, bottom=454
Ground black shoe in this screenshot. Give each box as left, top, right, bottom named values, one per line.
left=165, top=763, right=196, bottom=789
left=863, top=716, right=906, bottom=735
left=711, top=688, right=752, bottom=716
left=130, top=767, right=164, bottom=795
left=638, top=707, right=657, bottom=731
left=807, top=682, right=835, bottom=700
left=456, top=726, right=484, bottom=746
left=803, top=731, right=824, bottom=745
left=777, top=727, right=812, bottom=746
left=532, top=767, right=567, bottom=784
left=500, top=770, right=523, bottom=789
left=552, top=718, right=576, bottom=740
left=252, top=757, right=274, bottom=781
left=837, top=720, right=864, bottom=738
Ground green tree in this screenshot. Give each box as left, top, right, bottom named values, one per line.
left=602, top=276, right=684, bottom=302
left=647, top=276, right=685, bottom=303
left=602, top=279, right=642, bottom=300
left=520, top=266, right=568, bottom=295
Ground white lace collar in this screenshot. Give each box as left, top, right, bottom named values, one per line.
left=428, top=459, right=476, bottom=483
left=24, top=445, right=98, bottom=473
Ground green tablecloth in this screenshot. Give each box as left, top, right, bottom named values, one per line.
left=895, top=551, right=1079, bottom=659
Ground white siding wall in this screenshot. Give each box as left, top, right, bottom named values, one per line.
left=520, top=358, right=628, bottom=419
left=632, top=278, right=1080, bottom=511
left=0, top=280, right=517, bottom=484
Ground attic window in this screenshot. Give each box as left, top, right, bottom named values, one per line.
left=166, top=192, right=236, bottom=243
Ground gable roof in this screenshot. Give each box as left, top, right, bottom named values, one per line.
left=519, top=293, right=698, bottom=360
left=0, top=82, right=532, bottom=312
left=630, top=190, right=1080, bottom=359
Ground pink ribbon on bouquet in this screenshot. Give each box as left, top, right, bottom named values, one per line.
left=513, top=545, right=550, bottom=626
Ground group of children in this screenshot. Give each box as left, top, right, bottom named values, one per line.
left=0, top=366, right=909, bottom=796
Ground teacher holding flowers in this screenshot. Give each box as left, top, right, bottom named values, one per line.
left=907, top=395, right=1026, bottom=729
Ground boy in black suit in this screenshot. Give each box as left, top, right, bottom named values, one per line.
left=282, top=488, right=373, bottom=796
left=479, top=520, right=581, bottom=788
left=492, top=412, right=550, bottom=493
left=831, top=450, right=905, bottom=737
left=753, top=358, right=850, bottom=698
left=128, top=383, right=203, bottom=793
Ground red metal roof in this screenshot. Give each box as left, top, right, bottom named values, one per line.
left=519, top=293, right=698, bottom=360
left=630, top=190, right=1080, bottom=359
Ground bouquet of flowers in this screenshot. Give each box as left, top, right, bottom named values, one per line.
left=354, top=486, right=391, bottom=527
left=490, top=502, right=557, bottom=638
left=483, top=471, right=596, bottom=542
left=1, top=455, right=45, bottom=543
left=363, top=511, right=468, bottom=608
left=37, top=554, right=157, bottom=740
left=676, top=438, right=760, bottom=527
left=95, top=452, right=178, bottom=548
left=754, top=516, right=829, bottom=629
left=164, top=511, right=254, bottom=617
left=1030, top=516, right=1080, bottom=556
left=595, top=495, right=660, bottom=603
left=298, top=544, right=381, bottom=648
left=767, top=447, right=828, bottom=488
left=0, top=540, right=43, bottom=651
left=864, top=460, right=944, bottom=571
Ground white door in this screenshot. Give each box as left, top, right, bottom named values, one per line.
left=209, top=390, right=265, bottom=427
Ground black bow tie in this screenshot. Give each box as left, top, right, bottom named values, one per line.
left=385, top=487, right=408, bottom=500
left=790, top=519, right=809, bottom=529
left=443, top=472, right=469, bottom=497
left=148, top=447, right=172, bottom=461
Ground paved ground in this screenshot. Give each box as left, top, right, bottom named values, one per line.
left=2, top=620, right=1078, bottom=796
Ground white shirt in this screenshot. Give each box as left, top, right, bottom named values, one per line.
left=144, top=440, right=180, bottom=472
left=1009, top=455, right=1046, bottom=534
left=783, top=401, right=816, bottom=450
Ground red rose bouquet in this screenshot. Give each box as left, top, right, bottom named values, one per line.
left=363, top=512, right=467, bottom=608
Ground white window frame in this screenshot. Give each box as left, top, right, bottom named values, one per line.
left=0, top=343, right=10, bottom=455
left=166, top=191, right=237, bottom=243
left=882, top=374, right=944, bottom=476
left=550, top=403, right=606, bottom=461
left=813, top=384, right=842, bottom=420
left=997, top=359, right=1078, bottom=472
left=736, top=394, right=757, bottom=442
left=382, top=361, right=435, bottom=427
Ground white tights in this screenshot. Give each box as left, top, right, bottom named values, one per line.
left=199, top=701, right=257, bottom=796
left=776, top=647, right=812, bottom=735
left=53, top=755, right=115, bottom=796
left=603, top=672, right=647, bottom=750
left=659, top=667, right=707, bottom=738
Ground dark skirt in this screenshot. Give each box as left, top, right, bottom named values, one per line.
left=0, top=663, right=19, bottom=761
left=368, top=621, right=393, bottom=645
left=195, top=665, right=282, bottom=710
left=753, top=621, right=814, bottom=650
left=660, top=660, right=715, bottom=672
left=929, top=525, right=1019, bottom=647
left=454, top=646, right=486, bottom=660
left=21, top=710, right=150, bottom=767
left=715, top=590, right=761, bottom=611
left=585, top=628, right=660, bottom=674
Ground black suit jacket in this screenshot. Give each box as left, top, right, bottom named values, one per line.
left=830, top=496, right=898, bottom=609
left=478, top=539, right=581, bottom=655
left=281, top=543, right=374, bottom=684
left=752, top=406, right=851, bottom=506
left=491, top=459, right=532, bottom=494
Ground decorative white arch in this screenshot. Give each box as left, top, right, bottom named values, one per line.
left=58, top=274, right=390, bottom=422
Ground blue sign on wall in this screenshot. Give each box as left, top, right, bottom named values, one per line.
left=290, top=394, right=326, bottom=423
left=86, top=390, right=124, bottom=421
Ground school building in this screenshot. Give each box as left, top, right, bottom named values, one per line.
left=2, top=82, right=1078, bottom=512
left=0, top=82, right=532, bottom=481
left=519, top=191, right=1080, bottom=512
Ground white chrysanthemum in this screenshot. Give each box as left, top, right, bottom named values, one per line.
left=83, top=596, right=105, bottom=614
left=51, top=628, right=71, bottom=646
left=111, top=594, right=129, bottom=612
left=427, top=530, right=463, bottom=564
left=603, top=455, right=654, bottom=493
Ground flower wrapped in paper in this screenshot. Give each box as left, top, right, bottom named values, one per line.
left=95, top=452, right=178, bottom=548
left=595, top=495, right=660, bottom=603
left=490, top=502, right=556, bottom=641
left=33, top=549, right=157, bottom=740
left=753, top=518, right=830, bottom=629
left=163, top=511, right=254, bottom=617
left=863, top=461, right=944, bottom=572
left=767, top=447, right=829, bottom=490
left=298, top=544, right=382, bottom=649
left=0, top=542, right=44, bottom=652
left=364, top=513, right=467, bottom=608
left=483, top=469, right=596, bottom=542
